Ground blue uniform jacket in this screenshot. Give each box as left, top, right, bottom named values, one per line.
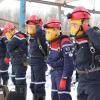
left=7, top=32, right=28, bottom=64
left=47, top=35, right=74, bottom=78
left=74, top=27, right=100, bottom=71
left=28, top=26, right=47, bottom=64
left=0, top=36, right=8, bottom=57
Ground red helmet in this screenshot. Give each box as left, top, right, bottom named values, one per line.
left=68, top=6, right=90, bottom=19
left=44, top=18, right=61, bottom=28
left=26, top=15, right=43, bottom=25
left=3, top=23, right=16, bottom=34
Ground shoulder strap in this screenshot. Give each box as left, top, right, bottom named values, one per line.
left=88, top=39, right=96, bottom=67
left=37, top=37, right=46, bottom=56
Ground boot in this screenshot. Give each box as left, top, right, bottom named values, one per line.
left=33, top=95, right=45, bottom=100
left=33, top=95, right=38, bottom=100
left=3, top=85, right=9, bottom=99
left=36, top=95, right=45, bottom=100
left=16, top=85, right=27, bottom=100
left=0, top=85, right=4, bottom=100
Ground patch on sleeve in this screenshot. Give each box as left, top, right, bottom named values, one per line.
left=65, top=46, right=73, bottom=57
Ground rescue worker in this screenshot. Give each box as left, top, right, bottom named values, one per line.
left=0, top=29, right=10, bottom=99
left=0, top=29, right=9, bottom=86
left=26, top=15, right=47, bottom=100
left=44, top=18, right=74, bottom=100
left=3, top=23, right=28, bottom=100
left=67, top=6, right=100, bottom=100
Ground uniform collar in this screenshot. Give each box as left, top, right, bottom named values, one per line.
left=76, top=37, right=88, bottom=44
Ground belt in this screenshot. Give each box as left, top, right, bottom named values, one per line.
left=76, top=67, right=100, bottom=74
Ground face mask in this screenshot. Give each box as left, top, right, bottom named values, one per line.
left=5, top=29, right=15, bottom=41
left=27, top=24, right=36, bottom=37
left=45, top=28, right=60, bottom=42
left=70, top=19, right=83, bottom=36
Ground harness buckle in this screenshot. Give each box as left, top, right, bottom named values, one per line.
left=90, top=46, right=95, bottom=53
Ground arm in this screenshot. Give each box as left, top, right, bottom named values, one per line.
left=59, top=41, right=74, bottom=90
left=7, top=37, right=19, bottom=53
left=37, top=27, right=48, bottom=56
left=86, top=27, right=100, bottom=49
left=61, top=42, right=74, bottom=79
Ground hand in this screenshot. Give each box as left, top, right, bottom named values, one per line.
left=4, top=57, right=10, bottom=64
left=59, top=79, right=67, bottom=90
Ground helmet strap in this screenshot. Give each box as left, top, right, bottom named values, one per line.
left=74, top=26, right=81, bottom=37
left=75, top=19, right=84, bottom=37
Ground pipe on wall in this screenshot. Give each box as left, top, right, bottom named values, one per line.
left=19, top=0, right=26, bottom=32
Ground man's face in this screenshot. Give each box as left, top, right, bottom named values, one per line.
left=27, top=22, right=36, bottom=37
left=45, top=28, right=60, bottom=42
left=5, top=29, right=15, bottom=41
left=69, top=19, right=83, bottom=36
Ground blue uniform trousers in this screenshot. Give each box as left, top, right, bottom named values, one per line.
left=30, top=58, right=46, bottom=96
left=51, top=69, right=72, bottom=100
left=11, top=63, right=26, bottom=86
left=0, top=57, right=9, bottom=85
left=77, top=70, right=100, bottom=100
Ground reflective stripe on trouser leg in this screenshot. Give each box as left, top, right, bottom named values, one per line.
left=51, top=89, right=59, bottom=100
left=51, top=70, right=72, bottom=100
left=14, top=64, right=26, bottom=85
left=0, top=70, right=8, bottom=73
left=30, top=63, right=46, bottom=96
left=0, top=71, right=9, bottom=85
left=15, top=77, right=26, bottom=85
left=30, top=81, right=45, bottom=96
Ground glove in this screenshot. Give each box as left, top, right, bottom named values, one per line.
left=82, top=23, right=89, bottom=33
left=4, top=57, right=10, bottom=64
left=59, top=79, right=67, bottom=90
